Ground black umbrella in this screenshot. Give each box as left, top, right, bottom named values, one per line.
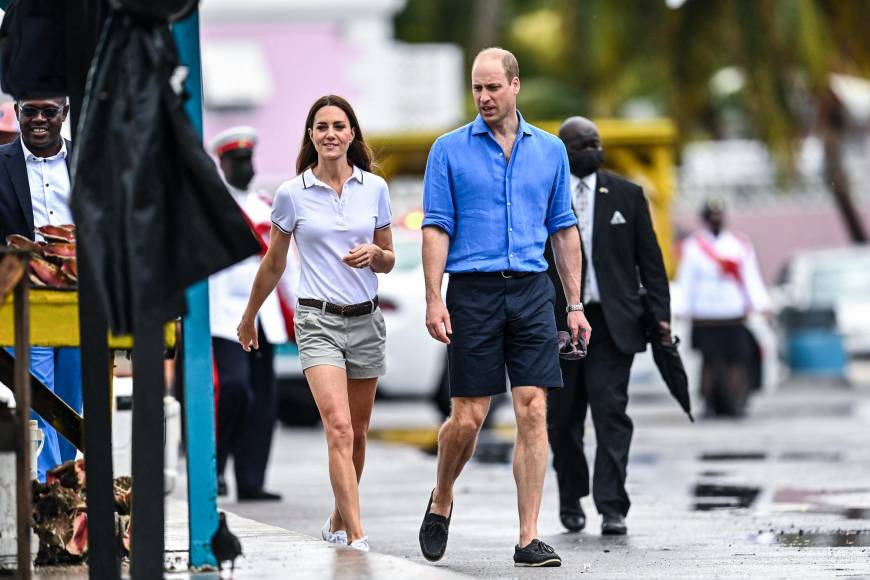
left=639, top=288, right=694, bottom=422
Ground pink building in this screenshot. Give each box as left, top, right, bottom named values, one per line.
left=200, top=0, right=463, bottom=189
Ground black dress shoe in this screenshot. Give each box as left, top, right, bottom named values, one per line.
left=419, top=489, right=452, bottom=561
left=217, top=475, right=228, bottom=497
left=237, top=488, right=283, bottom=502
left=560, top=499, right=586, bottom=532
left=601, top=513, right=627, bottom=535
left=514, top=538, right=562, bottom=567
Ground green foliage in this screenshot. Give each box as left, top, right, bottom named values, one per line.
left=394, top=0, right=870, bottom=149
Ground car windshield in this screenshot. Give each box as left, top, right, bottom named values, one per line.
left=810, top=254, right=870, bottom=306
left=393, top=239, right=422, bottom=272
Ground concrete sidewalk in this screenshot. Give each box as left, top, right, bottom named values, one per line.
left=32, top=499, right=470, bottom=579
left=163, top=500, right=470, bottom=579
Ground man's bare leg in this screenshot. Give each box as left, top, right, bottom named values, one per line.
left=429, top=396, right=491, bottom=516
left=512, top=386, right=549, bottom=547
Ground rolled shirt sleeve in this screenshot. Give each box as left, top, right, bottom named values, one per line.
left=421, top=138, right=456, bottom=236
left=270, top=182, right=297, bottom=235
left=545, top=145, right=579, bottom=235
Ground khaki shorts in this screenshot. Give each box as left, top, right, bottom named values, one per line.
left=294, top=305, right=387, bottom=379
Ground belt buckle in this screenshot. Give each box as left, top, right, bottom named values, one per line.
left=500, top=271, right=513, bottom=279
left=340, top=304, right=348, bottom=316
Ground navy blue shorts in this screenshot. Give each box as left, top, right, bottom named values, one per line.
left=445, top=271, right=563, bottom=397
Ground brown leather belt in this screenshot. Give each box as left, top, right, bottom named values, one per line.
left=298, top=297, right=379, bottom=317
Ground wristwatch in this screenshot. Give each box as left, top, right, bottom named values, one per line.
left=566, top=303, right=585, bottom=313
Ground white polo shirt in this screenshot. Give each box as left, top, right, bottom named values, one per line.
left=271, top=165, right=392, bottom=305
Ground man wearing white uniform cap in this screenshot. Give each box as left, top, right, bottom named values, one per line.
left=209, top=126, right=292, bottom=500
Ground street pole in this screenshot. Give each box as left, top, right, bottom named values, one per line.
left=63, top=2, right=119, bottom=578
left=172, top=11, right=220, bottom=570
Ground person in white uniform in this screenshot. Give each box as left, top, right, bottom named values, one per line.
left=237, top=96, right=395, bottom=553
left=209, top=126, right=292, bottom=500
left=675, top=199, right=770, bottom=416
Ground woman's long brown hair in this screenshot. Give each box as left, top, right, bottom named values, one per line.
left=295, top=95, right=375, bottom=175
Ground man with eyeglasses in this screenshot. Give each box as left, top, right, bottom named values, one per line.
left=544, top=116, right=671, bottom=536
left=0, top=96, right=82, bottom=481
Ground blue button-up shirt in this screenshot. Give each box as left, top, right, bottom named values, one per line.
left=422, top=112, right=577, bottom=273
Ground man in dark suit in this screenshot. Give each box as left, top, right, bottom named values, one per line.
left=0, top=96, right=82, bottom=481
left=545, top=116, right=671, bottom=535
left=0, top=97, right=70, bottom=240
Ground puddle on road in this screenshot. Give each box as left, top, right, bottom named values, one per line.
left=699, top=470, right=731, bottom=477
left=841, top=507, right=870, bottom=519
left=699, top=450, right=844, bottom=463
left=700, top=451, right=767, bottom=462
left=692, top=483, right=761, bottom=511
left=773, top=488, right=870, bottom=520
left=473, top=437, right=514, bottom=464
left=778, top=451, right=843, bottom=463
left=752, top=529, right=870, bottom=547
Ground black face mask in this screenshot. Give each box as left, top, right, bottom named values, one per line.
left=226, top=162, right=255, bottom=191
left=568, top=149, right=603, bottom=178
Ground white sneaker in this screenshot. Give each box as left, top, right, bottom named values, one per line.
left=349, top=537, right=370, bottom=552
left=321, top=517, right=347, bottom=545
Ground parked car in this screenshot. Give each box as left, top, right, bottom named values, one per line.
left=275, top=227, right=450, bottom=426
left=772, top=246, right=870, bottom=368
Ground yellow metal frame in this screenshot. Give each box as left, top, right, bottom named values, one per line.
left=370, top=118, right=677, bottom=276
left=0, top=289, right=176, bottom=348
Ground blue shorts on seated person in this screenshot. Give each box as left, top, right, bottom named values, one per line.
left=445, top=271, right=563, bottom=397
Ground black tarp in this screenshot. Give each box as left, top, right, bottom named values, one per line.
left=0, top=0, right=68, bottom=98
left=70, top=14, right=259, bottom=335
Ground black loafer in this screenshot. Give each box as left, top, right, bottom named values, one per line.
left=559, top=498, right=586, bottom=532
left=601, top=513, right=627, bottom=535
left=514, top=538, right=561, bottom=567
left=419, top=490, right=452, bottom=561
left=237, top=488, right=283, bottom=502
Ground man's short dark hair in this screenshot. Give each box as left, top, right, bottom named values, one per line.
left=475, top=47, right=520, bottom=83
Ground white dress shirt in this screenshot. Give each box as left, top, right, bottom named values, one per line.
left=571, top=172, right=601, bottom=303
left=674, top=229, right=770, bottom=319
left=209, top=185, right=289, bottom=344
left=22, top=138, right=73, bottom=236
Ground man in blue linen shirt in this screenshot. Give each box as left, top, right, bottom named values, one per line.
left=417, top=47, right=592, bottom=568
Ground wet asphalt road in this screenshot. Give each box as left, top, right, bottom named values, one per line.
left=223, top=378, right=870, bottom=579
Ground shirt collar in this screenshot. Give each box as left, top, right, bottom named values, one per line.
left=301, top=165, right=364, bottom=189
left=21, top=137, right=67, bottom=163
left=471, top=110, right=533, bottom=137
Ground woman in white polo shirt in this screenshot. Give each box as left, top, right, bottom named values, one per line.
left=237, top=95, right=394, bottom=552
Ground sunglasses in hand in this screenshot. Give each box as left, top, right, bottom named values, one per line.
left=558, top=330, right=587, bottom=360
